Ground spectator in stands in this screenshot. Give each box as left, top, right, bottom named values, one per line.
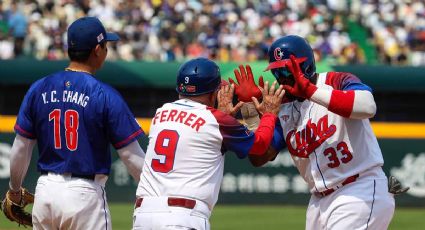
left=0, top=30, right=13, bottom=59
left=8, top=2, right=27, bottom=57
left=354, top=0, right=425, bottom=66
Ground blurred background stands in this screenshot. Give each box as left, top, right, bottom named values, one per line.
left=0, top=0, right=422, bottom=65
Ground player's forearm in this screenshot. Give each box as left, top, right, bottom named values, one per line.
left=9, top=134, right=35, bottom=191
left=117, top=141, right=145, bottom=182
left=310, top=88, right=376, bottom=119
left=249, top=146, right=279, bottom=167
left=350, top=90, right=377, bottom=119
left=249, top=113, right=277, bottom=155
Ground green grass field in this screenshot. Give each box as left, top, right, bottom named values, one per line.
left=0, top=203, right=424, bottom=229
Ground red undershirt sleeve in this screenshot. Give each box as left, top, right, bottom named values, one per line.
left=249, top=113, right=277, bottom=155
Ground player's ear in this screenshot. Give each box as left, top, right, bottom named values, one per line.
left=93, top=44, right=102, bottom=57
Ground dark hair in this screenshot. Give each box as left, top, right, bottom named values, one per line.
left=67, top=49, right=91, bottom=62
left=67, top=42, right=106, bottom=62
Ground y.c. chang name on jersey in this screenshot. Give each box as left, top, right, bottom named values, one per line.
left=41, top=90, right=90, bottom=108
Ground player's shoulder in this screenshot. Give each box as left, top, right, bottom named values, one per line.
left=98, top=81, right=118, bottom=94
left=154, top=101, right=175, bottom=114
left=95, top=81, right=125, bottom=100
left=322, top=71, right=362, bottom=90
left=25, top=71, right=60, bottom=94
left=206, top=107, right=241, bottom=126
left=327, top=71, right=359, bottom=78
left=325, top=71, right=360, bottom=83
left=40, top=70, right=98, bottom=86
left=35, top=70, right=68, bottom=84
left=28, top=77, right=45, bottom=91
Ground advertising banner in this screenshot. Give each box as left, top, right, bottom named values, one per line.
left=1, top=132, right=424, bottom=206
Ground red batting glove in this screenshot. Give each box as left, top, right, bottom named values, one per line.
left=281, top=55, right=317, bottom=99
left=229, top=65, right=264, bottom=102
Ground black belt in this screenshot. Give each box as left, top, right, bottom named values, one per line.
left=40, top=171, right=95, bottom=181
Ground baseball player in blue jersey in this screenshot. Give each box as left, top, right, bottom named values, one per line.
left=6, top=17, right=146, bottom=229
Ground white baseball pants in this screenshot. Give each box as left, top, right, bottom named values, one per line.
left=306, top=167, right=395, bottom=230
left=32, top=172, right=111, bottom=230
left=133, top=197, right=211, bottom=230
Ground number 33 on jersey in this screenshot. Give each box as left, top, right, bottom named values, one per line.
left=275, top=72, right=384, bottom=192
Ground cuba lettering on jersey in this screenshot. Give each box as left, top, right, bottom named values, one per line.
left=137, top=99, right=269, bottom=208
left=14, top=71, right=144, bottom=175
left=275, top=72, right=384, bottom=193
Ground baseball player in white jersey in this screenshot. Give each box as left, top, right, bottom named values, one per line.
left=133, top=58, right=285, bottom=230
left=234, top=35, right=395, bottom=229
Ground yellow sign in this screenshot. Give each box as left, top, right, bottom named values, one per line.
left=1, top=115, right=424, bottom=139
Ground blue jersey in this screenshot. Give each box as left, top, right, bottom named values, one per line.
left=15, top=70, right=144, bottom=175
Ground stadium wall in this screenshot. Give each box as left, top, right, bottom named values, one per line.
left=1, top=60, right=425, bottom=90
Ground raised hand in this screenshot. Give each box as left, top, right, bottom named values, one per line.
left=281, top=55, right=317, bottom=99
left=229, top=65, right=264, bottom=102
left=252, top=81, right=285, bottom=115
left=217, top=83, right=244, bottom=117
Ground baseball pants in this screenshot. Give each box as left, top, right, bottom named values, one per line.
left=32, top=172, right=111, bottom=230
left=306, top=167, right=395, bottom=230
left=133, top=196, right=211, bottom=230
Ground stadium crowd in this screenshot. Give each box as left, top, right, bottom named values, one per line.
left=353, top=0, right=425, bottom=66
left=0, top=0, right=423, bottom=66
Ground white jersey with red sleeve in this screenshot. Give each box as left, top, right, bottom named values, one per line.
left=136, top=98, right=271, bottom=209
left=277, top=72, right=384, bottom=193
